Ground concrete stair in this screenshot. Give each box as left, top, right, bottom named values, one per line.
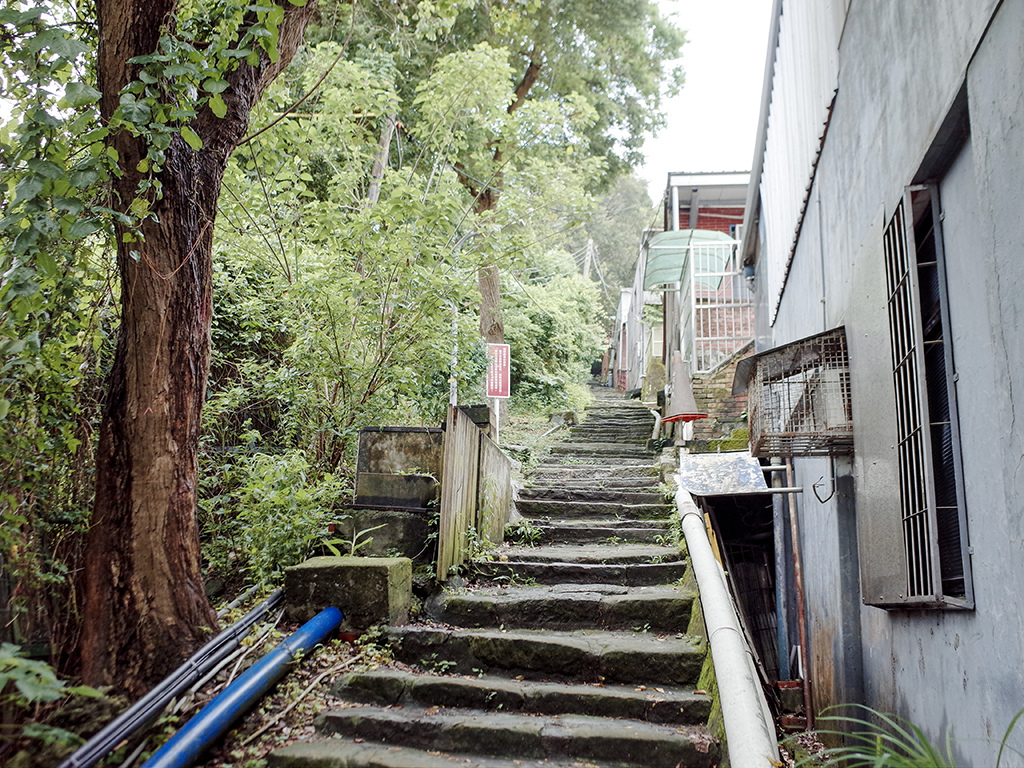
left=516, top=498, right=675, bottom=520
left=331, top=669, right=712, bottom=723
left=269, top=391, right=719, bottom=768
left=423, top=584, right=695, bottom=632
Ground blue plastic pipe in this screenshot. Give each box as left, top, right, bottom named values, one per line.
left=140, top=607, right=343, bottom=768
left=59, top=589, right=285, bottom=768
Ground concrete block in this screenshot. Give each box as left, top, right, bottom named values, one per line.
left=332, top=508, right=431, bottom=562
left=354, top=473, right=437, bottom=509
left=285, top=556, right=412, bottom=629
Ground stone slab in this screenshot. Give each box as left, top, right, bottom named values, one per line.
left=285, top=556, right=411, bottom=630
left=387, top=626, right=705, bottom=686
left=312, top=706, right=717, bottom=768
left=470, top=559, right=690, bottom=586
left=332, top=509, right=430, bottom=562
left=269, top=739, right=598, bottom=768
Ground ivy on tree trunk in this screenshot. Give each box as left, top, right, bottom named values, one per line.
left=80, top=0, right=317, bottom=693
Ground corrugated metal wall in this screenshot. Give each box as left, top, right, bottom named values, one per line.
left=760, top=0, right=846, bottom=324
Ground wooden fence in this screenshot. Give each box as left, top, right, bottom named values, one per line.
left=436, top=405, right=514, bottom=580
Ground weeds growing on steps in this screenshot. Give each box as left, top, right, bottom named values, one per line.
left=787, top=704, right=1024, bottom=767
left=505, top=519, right=542, bottom=545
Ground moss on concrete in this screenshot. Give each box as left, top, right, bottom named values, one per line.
left=285, top=556, right=412, bottom=630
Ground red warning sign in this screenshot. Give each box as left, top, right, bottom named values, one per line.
left=486, top=343, right=511, bottom=398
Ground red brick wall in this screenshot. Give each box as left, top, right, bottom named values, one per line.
left=678, top=207, right=745, bottom=235
left=690, top=343, right=754, bottom=442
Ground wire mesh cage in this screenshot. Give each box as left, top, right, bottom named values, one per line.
left=742, top=327, right=854, bottom=457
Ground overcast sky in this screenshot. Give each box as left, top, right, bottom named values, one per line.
left=637, top=0, right=775, bottom=203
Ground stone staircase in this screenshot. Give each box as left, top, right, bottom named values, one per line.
left=270, top=391, right=720, bottom=768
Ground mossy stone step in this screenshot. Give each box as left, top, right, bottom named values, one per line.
left=526, top=479, right=664, bottom=493
left=311, top=707, right=718, bottom=768
left=517, top=498, right=674, bottom=519
left=470, top=558, right=690, bottom=586
left=541, top=456, right=658, bottom=467
left=495, top=543, right=684, bottom=565
left=269, top=740, right=633, bottom=768
left=518, top=486, right=667, bottom=504
left=387, top=626, right=705, bottom=686
left=425, top=583, right=695, bottom=632
left=521, top=523, right=672, bottom=547
left=529, top=464, right=660, bottom=479
left=331, top=669, right=713, bottom=725
left=548, top=443, right=655, bottom=456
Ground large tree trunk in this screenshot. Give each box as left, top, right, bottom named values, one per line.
left=81, top=0, right=316, bottom=693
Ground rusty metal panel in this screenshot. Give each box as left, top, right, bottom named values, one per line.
left=741, top=327, right=854, bottom=457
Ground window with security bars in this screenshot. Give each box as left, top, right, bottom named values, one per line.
left=882, top=185, right=973, bottom=609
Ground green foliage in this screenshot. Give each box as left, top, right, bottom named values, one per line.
left=503, top=252, right=604, bottom=411
left=0, top=0, right=316, bottom=649
left=0, top=643, right=99, bottom=708
left=0, top=642, right=101, bottom=751
left=0, top=3, right=115, bottom=632
left=324, top=523, right=387, bottom=557
left=572, top=174, right=659, bottom=295
left=198, top=451, right=346, bottom=586
left=505, top=519, right=541, bottom=546
left=797, top=705, right=1024, bottom=768
left=0, top=0, right=683, bottom=661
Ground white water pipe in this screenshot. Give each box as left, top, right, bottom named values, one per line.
left=676, top=483, right=780, bottom=768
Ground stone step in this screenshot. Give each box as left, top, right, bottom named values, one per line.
left=331, top=669, right=713, bottom=725
left=470, top=558, right=690, bottom=586
left=526, top=477, right=664, bottom=491
left=307, top=707, right=717, bottom=768
left=518, top=487, right=667, bottom=504
left=583, top=408, right=654, bottom=418
left=425, top=583, right=695, bottom=632
left=387, top=626, right=705, bottom=686
left=540, top=456, right=657, bottom=467
left=508, top=518, right=671, bottom=542
left=495, top=543, right=684, bottom=565
left=517, top=498, right=674, bottom=520
left=548, top=443, right=656, bottom=457
left=571, top=421, right=654, bottom=430
left=566, top=433, right=654, bottom=443
left=507, top=522, right=669, bottom=547
left=529, top=464, right=660, bottom=479
left=571, top=421, right=654, bottom=429
left=269, top=740, right=598, bottom=768
left=574, top=421, right=653, bottom=431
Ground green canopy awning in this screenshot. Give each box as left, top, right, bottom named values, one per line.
left=643, top=229, right=735, bottom=290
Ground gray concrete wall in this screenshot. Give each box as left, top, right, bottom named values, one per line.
left=754, top=0, right=1024, bottom=761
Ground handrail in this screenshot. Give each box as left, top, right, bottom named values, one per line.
left=58, top=589, right=284, bottom=768
left=676, top=482, right=780, bottom=768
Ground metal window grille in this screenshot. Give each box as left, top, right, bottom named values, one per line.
left=682, top=242, right=756, bottom=373
left=882, top=186, right=972, bottom=608
left=745, top=328, right=854, bottom=457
